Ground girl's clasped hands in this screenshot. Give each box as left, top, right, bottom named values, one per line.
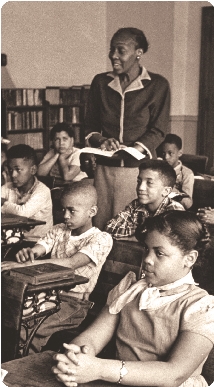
left=52, top=343, right=99, bottom=386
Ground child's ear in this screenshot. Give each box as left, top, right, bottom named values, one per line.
left=178, top=150, right=183, bottom=158
left=162, top=186, right=172, bottom=197
left=31, top=165, right=37, bottom=176
left=184, top=250, right=198, bottom=268
left=89, top=205, right=98, bottom=218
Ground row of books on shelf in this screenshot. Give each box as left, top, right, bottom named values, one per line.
left=2, top=85, right=91, bottom=107
left=7, top=110, right=43, bottom=131
left=45, top=85, right=90, bottom=105
left=8, top=132, right=43, bottom=149
left=2, top=88, right=44, bottom=107
left=49, top=106, right=80, bottom=128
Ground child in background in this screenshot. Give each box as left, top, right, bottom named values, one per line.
left=159, top=133, right=194, bottom=209
left=1, top=137, right=10, bottom=185
left=105, top=160, right=184, bottom=240
left=52, top=211, right=214, bottom=387
left=2, top=181, right=113, bottom=352
left=38, top=122, right=87, bottom=186
left=1, top=144, right=53, bottom=240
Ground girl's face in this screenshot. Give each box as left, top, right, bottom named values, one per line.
left=142, top=230, right=190, bottom=287
left=53, top=131, right=73, bottom=155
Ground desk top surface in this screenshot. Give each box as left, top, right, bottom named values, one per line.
left=2, top=351, right=118, bottom=387
left=1, top=213, right=46, bottom=228
left=26, top=273, right=89, bottom=293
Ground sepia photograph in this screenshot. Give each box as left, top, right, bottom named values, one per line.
left=1, top=2, right=214, bottom=386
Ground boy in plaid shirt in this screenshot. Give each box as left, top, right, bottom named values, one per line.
left=105, top=160, right=185, bottom=240
left=3, top=180, right=113, bottom=352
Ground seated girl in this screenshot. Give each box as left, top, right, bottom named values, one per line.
left=38, top=122, right=87, bottom=186
left=52, top=211, right=214, bottom=387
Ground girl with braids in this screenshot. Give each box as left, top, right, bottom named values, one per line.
left=52, top=211, right=214, bottom=387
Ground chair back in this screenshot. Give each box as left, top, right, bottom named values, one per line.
left=89, top=240, right=144, bottom=311
left=1, top=274, right=28, bottom=362
left=180, top=154, right=208, bottom=175
left=191, top=179, right=214, bottom=211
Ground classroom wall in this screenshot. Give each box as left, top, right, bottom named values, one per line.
left=1, top=1, right=212, bottom=153
left=1, top=1, right=107, bottom=87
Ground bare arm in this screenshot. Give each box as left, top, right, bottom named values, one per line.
left=38, top=152, right=59, bottom=176
left=58, top=153, right=81, bottom=181
left=1, top=247, right=91, bottom=272
left=53, top=329, right=213, bottom=387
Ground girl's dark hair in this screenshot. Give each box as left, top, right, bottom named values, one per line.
left=50, top=122, right=74, bottom=141
left=135, top=211, right=210, bottom=255
left=111, top=27, right=149, bottom=53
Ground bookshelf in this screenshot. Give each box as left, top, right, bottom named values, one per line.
left=2, top=88, right=49, bottom=160
left=2, top=85, right=90, bottom=155
left=45, top=85, right=90, bottom=148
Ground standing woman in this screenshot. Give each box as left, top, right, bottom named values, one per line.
left=85, top=27, right=170, bottom=230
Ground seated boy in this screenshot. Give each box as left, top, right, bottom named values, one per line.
left=1, top=144, right=53, bottom=241
left=38, top=122, right=87, bottom=186
left=2, top=180, right=113, bottom=352
left=105, top=160, right=185, bottom=240
left=158, top=134, right=194, bottom=209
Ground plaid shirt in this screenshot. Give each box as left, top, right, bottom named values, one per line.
left=105, top=196, right=185, bottom=239
left=37, top=225, right=113, bottom=294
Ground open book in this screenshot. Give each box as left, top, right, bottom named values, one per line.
left=80, top=147, right=146, bottom=161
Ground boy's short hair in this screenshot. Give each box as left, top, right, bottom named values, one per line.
left=139, top=159, right=176, bottom=188
left=163, top=134, right=182, bottom=150
left=7, top=144, right=38, bottom=166
left=62, top=180, right=98, bottom=206
left=50, top=122, right=74, bottom=141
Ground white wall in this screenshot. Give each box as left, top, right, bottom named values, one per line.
left=1, top=1, right=107, bottom=87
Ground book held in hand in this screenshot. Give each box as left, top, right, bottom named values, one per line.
left=9, top=263, right=75, bottom=285
left=80, top=147, right=146, bottom=161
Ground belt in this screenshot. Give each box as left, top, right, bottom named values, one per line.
left=60, top=290, right=90, bottom=301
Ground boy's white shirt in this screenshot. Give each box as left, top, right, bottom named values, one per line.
left=108, top=270, right=198, bottom=314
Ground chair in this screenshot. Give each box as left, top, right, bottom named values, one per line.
left=190, top=179, right=214, bottom=212
left=43, top=239, right=144, bottom=352
left=180, top=154, right=208, bottom=175
left=1, top=274, right=28, bottom=362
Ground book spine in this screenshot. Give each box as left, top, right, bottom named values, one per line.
left=7, top=112, right=12, bottom=130
left=22, top=89, right=27, bottom=105
left=27, top=89, right=34, bottom=106
left=16, top=89, right=23, bottom=106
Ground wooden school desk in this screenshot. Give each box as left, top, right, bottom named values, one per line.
left=1, top=213, right=46, bottom=245
left=2, top=350, right=133, bottom=387
left=2, top=274, right=89, bottom=360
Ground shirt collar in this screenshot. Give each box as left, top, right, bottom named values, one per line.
left=11, top=176, right=37, bottom=196
left=174, top=160, right=182, bottom=175
left=107, top=66, right=151, bottom=95
left=155, top=270, right=197, bottom=291
left=136, top=196, right=170, bottom=215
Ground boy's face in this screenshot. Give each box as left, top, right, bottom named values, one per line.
left=8, top=158, right=36, bottom=192
left=53, top=131, right=73, bottom=155
left=136, top=169, right=171, bottom=211
left=161, top=143, right=182, bottom=168
left=61, top=193, right=95, bottom=234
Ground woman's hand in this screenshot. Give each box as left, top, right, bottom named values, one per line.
left=100, top=138, right=120, bottom=151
